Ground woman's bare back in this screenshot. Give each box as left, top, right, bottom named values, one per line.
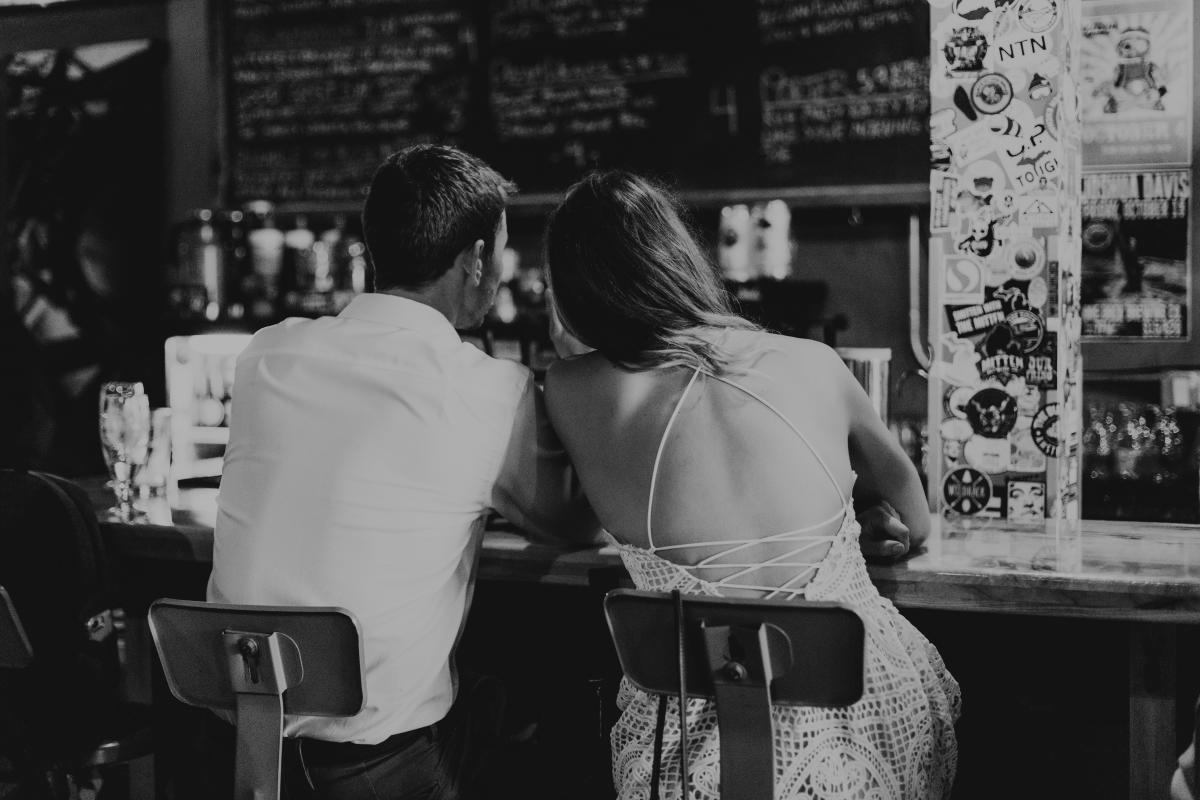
left=545, top=331, right=863, bottom=594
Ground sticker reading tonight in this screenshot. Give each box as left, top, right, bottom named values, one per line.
left=943, top=467, right=993, bottom=515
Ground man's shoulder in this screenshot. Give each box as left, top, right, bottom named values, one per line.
left=451, top=344, right=535, bottom=399
left=241, top=316, right=317, bottom=352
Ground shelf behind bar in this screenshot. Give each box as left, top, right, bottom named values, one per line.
left=0, top=0, right=167, bottom=53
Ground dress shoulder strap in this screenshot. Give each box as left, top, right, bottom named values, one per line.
left=646, top=368, right=703, bottom=550
left=645, top=367, right=847, bottom=550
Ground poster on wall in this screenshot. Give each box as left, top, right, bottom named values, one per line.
left=1081, top=169, right=1190, bottom=338
left=1079, top=0, right=1193, bottom=168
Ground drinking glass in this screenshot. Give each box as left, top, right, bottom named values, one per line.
left=99, top=381, right=151, bottom=522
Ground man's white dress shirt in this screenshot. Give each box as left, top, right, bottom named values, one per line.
left=208, top=293, right=588, bottom=744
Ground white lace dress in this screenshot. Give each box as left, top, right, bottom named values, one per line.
left=607, top=369, right=962, bottom=800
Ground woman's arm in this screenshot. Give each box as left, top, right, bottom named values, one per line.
left=833, top=352, right=931, bottom=552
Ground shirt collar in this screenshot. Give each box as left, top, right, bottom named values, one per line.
left=338, top=293, right=463, bottom=348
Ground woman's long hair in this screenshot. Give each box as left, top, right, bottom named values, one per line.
left=545, top=171, right=757, bottom=373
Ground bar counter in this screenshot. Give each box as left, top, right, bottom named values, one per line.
left=86, top=478, right=1200, bottom=798
left=90, top=480, right=1200, bottom=622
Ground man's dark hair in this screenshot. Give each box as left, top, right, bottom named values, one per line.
left=362, top=144, right=516, bottom=291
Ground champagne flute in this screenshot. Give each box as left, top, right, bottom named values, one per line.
left=99, top=381, right=151, bottom=522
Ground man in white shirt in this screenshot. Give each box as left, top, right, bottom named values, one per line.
left=207, top=144, right=599, bottom=799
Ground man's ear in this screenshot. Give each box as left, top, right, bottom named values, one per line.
left=459, top=239, right=486, bottom=286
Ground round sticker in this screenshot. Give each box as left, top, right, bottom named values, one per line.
left=1005, top=309, right=1046, bottom=354
left=982, top=322, right=1025, bottom=357
left=1017, top=0, right=1060, bottom=34
left=942, top=24, right=990, bottom=75
left=1082, top=220, right=1115, bottom=254
left=964, top=160, right=1005, bottom=198
left=1016, top=385, right=1041, bottom=416
left=1027, top=277, right=1048, bottom=308
left=983, top=256, right=1014, bottom=287
left=966, top=387, right=1019, bottom=438
left=940, top=417, right=975, bottom=467
left=965, top=435, right=1011, bottom=474
left=1006, top=238, right=1046, bottom=280
left=942, top=467, right=993, bottom=516
left=946, top=257, right=984, bottom=296
left=940, top=417, right=974, bottom=441
left=1044, top=95, right=1062, bottom=141
left=1028, top=72, right=1053, bottom=99
left=1011, top=429, right=1048, bottom=472
left=947, top=385, right=977, bottom=418
left=971, top=73, right=1014, bottom=115
left=1031, top=403, right=1059, bottom=457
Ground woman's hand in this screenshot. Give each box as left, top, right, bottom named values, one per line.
left=547, top=288, right=594, bottom=359
left=857, top=501, right=913, bottom=562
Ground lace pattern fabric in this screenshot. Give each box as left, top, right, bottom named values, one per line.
left=609, top=514, right=961, bottom=800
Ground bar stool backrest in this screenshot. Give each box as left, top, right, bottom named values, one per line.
left=604, top=589, right=866, bottom=800
left=148, top=599, right=365, bottom=800
left=0, top=586, right=33, bottom=669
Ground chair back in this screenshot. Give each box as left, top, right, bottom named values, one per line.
left=148, top=599, right=365, bottom=800
left=604, top=589, right=865, bottom=800
left=0, top=586, right=33, bottom=669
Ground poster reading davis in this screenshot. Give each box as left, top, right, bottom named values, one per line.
left=1081, top=169, right=1190, bottom=339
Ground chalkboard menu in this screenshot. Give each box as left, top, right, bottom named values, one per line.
left=481, top=0, right=744, bottom=190
left=228, top=0, right=478, bottom=203
left=226, top=0, right=930, bottom=204
left=750, top=0, right=930, bottom=187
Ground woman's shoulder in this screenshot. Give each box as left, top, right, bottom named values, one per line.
left=544, top=351, right=619, bottom=409
left=723, top=330, right=847, bottom=375
left=545, top=350, right=608, bottom=387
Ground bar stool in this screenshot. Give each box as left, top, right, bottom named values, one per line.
left=0, top=585, right=155, bottom=800
left=147, top=599, right=364, bottom=800
left=604, top=589, right=866, bottom=800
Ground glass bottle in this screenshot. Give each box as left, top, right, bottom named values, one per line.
left=170, top=209, right=225, bottom=321
left=220, top=209, right=248, bottom=320
left=244, top=201, right=285, bottom=320
left=283, top=214, right=317, bottom=313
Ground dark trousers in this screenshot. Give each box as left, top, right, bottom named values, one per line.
left=201, top=674, right=505, bottom=800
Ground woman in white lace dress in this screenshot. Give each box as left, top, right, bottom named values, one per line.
left=542, top=171, right=960, bottom=800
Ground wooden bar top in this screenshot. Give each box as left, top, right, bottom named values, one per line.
left=87, top=479, right=1200, bottom=624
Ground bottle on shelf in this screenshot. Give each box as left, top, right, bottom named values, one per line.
left=335, top=225, right=370, bottom=300
left=220, top=209, right=248, bottom=320
left=168, top=209, right=226, bottom=322
left=282, top=214, right=317, bottom=314
left=243, top=201, right=285, bottom=320
left=315, top=221, right=339, bottom=294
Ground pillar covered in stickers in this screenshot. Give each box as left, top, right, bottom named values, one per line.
left=928, top=0, right=1083, bottom=544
